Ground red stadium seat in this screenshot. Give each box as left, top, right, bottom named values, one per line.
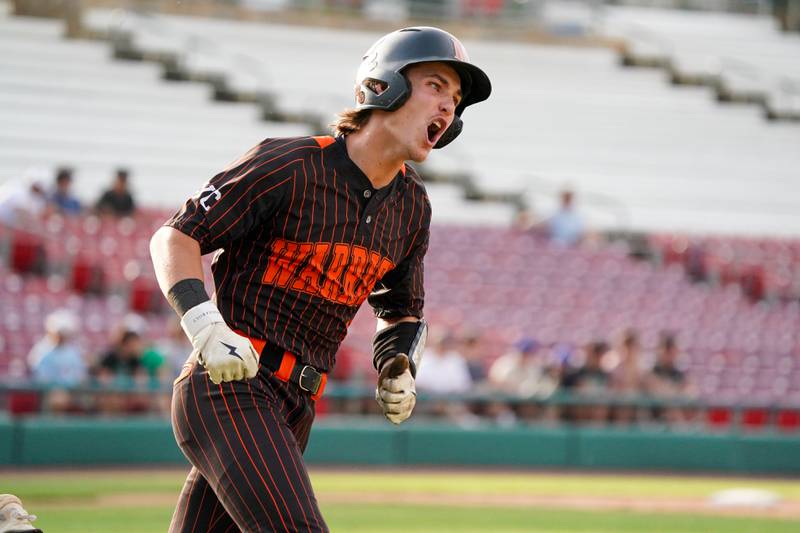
left=8, top=391, right=41, bottom=416
left=129, top=276, right=162, bottom=313
left=10, top=231, right=45, bottom=275
left=706, top=407, right=732, bottom=429
left=777, top=410, right=800, bottom=432
left=71, top=256, right=107, bottom=295
left=741, top=408, right=769, bottom=430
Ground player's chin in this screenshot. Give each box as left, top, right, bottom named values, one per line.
left=409, top=143, right=433, bottom=163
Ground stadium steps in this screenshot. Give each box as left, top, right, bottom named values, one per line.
left=600, top=5, right=800, bottom=123
left=81, top=7, right=524, bottom=222
left=80, top=7, right=800, bottom=236
left=0, top=8, right=315, bottom=205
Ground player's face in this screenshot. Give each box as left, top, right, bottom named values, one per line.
left=382, top=62, right=462, bottom=163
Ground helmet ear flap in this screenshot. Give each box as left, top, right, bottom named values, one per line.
left=356, top=70, right=411, bottom=111
left=393, top=74, right=412, bottom=110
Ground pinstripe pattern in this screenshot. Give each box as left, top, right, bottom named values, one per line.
left=170, top=362, right=326, bottom=532
left=167, top=136, right=431, bottom=372
left=166, top=135, right=431, bottom=531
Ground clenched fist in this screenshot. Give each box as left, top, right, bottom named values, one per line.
left=181, top=302, right=259, bottom=384
left=375, top=354, right=416, bottom=425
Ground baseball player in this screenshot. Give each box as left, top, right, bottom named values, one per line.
left=150, top=26, right=491, bottom=532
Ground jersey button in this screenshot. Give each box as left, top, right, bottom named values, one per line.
left=363, top=190, right=372, bottom=198
left=365, top=215, right=372, bottom=224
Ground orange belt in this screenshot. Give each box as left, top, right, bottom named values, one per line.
left=244, top=334, right=328, bottom=401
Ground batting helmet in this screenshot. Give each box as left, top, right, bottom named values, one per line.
left=355, top=26, right=492, bottom=149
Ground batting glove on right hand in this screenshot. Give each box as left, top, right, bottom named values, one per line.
left=181, top=301, right=259, bottom=384
left=376, top=354, right=417, bottom=425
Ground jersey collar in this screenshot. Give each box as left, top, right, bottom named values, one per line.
left=331, top=136, right=402, bottom=200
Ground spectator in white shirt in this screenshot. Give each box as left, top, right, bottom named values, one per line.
left=0, top=167, right=49, bottom=227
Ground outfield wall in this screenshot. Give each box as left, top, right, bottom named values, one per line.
left=1, top=417, right=799, bottom=474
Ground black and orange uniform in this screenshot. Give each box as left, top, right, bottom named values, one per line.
left=167, top=135, right=431, bottom=533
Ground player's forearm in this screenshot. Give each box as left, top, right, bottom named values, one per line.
left=150, top=226, right=205, bottom=298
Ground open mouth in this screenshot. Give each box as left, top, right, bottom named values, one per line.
left=426, top=118, right=447, bottom=145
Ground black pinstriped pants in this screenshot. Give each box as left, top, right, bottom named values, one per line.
left=169, top=360, right=328, bottom=533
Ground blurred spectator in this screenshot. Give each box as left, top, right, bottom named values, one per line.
left=460, top=332, right=491, bottom=389
left=490, top=337, right=559, bottom=398
left=547, top=189, right=584, bottom=246
left=562, top=341, right=612, bottom=424
left=416, top=332, right=477, bottom=426
left=147, top=317, right=193, bottom=382
left=416, top=333, right=473, bottom=394
left=95, top=168, right=136, bottom=217
left=96, top=330, right=146, bottom=383
left=49, top=167, right=81, bottom=215
left=138, top=317, right=193, bottom=414
left=141, top=343, right=166, bottom=384
left=511, top=207, right=546, bottom=237
left=489, top=337, right=560, bottom=423
left=94, top=328, right=150, bottom=413
left=28, top=309, right=86, bottom=387
left=609, top=329, right=646, bottom=425
left=0, top=167, right=49, bottom=227
left=685, top=243, right=708, bottom=283
left=644, top=332, right=697, bottom=426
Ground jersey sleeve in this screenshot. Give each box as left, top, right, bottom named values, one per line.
left=165, top=140, right=294, bottom=255
left=368, top=225, right=429, bottom=320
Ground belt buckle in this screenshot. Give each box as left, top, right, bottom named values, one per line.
left=298, top=365, right=321, bottom=394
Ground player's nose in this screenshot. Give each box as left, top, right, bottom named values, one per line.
left=439, top=95, right=456, bottom=117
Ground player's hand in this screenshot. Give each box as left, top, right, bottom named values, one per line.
left=375, top=354, right=416, bottom=425
left=181, top=301, right=259, bottom=384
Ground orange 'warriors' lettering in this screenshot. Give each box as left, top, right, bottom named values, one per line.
left=263, top=239, right=394, bottom=305
left=292, top=243, right=331, bottom=292
left=318, top=244, right=350, bottom=301
left=263, top=241, right=313, bottom=287
left=338, top=245, right=368, bottom=305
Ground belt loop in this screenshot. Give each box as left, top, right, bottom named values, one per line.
left=311, top=373, right=328, bottom=402
left=275, top=351, right=296, bottom=382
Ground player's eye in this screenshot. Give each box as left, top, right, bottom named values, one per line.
left=429, top=81, right=441, bottom=91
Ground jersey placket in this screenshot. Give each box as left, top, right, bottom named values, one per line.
left=360, top=186, right=379, bottom=230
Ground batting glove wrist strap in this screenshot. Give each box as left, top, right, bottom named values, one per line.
left=180, top=301, right=224, bottom=340
left=372, top=319, right=427, bottom=378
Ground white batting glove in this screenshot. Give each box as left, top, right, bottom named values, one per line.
left=375, top=354, right=417, bottom=425
left=180, top=301, right=259, bottom=384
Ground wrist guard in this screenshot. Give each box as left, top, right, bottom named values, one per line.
left=372, top=319, right=427, bottom=378
left=167, top=278, right=210, bottom=316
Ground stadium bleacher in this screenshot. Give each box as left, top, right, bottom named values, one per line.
left=79, top=5, right=800, bottom=236
left=599, top=4, right=800, bottom=117
left=0, top=5, right=312, bottom=207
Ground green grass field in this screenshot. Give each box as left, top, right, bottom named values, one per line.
left=3, top=469, right=800, bottom=532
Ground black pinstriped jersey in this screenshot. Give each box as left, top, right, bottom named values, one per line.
left=167, top=135, right=431, bottom=372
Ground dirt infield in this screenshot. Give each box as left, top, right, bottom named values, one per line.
left=322, top=492, right=800, bottom=519
left=17, top=470, right=800, bottom=521
left=33, top=489, right=800, bottom=520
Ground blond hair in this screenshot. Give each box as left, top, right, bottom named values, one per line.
left=331, top=108, right=372, bottom=137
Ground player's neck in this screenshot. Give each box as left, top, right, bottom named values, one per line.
left=344, top=129, right=405, bottom=189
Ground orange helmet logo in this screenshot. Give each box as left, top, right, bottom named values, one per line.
left=452, top=38, right=469, bottom=62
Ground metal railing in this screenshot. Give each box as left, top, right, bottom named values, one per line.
left=2, top=381, right=798, bottom=432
